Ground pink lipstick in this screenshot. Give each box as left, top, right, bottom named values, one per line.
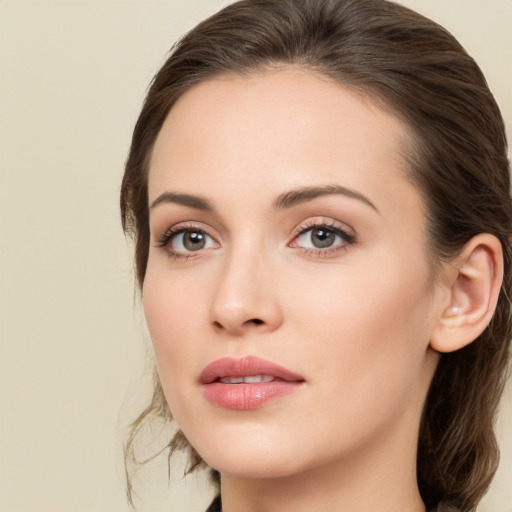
left=199, top=356, right=305, bottom=410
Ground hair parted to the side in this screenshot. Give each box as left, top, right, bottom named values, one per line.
left=121, top=0, right=512, bottom=509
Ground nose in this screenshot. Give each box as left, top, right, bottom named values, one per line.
left=209, top=247, right=283, bottom=336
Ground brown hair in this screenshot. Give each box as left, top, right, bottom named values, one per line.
left=121, top=0, right=512, bottom=509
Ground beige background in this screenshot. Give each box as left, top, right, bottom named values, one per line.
left=0, top=1, right=511, bottom=511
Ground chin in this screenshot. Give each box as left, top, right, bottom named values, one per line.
left=207, top=454, right=304, bottom=480
left=187, top=428, right=307, bottom=479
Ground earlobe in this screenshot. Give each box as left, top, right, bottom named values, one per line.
left=430, top=233, right=503, bottom=354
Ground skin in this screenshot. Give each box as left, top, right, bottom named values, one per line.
left=143, top=68, right=450, bottom=512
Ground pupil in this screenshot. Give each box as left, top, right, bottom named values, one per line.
left=184, top=231, right=206, bottom=251
left=311, top=228, right=334, bottom=248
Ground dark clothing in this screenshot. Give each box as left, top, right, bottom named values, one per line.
left=205, top=495, right=459, bottom=511
left=206, top=496, right=221, bottom=512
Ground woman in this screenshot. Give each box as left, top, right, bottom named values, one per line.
left=121, top=0, right=512, bottom=510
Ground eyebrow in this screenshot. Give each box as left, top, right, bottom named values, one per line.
left=272, top=184, right=378, bottom=212
left=149, top=184, right=378, bottom=213
left=150, top=192, right=214, bottom=211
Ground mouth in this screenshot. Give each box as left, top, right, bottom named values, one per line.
left=199, top=356, right=305, bottom=410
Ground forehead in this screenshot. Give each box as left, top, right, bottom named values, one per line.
left=148, top=68, right=422, bottom=224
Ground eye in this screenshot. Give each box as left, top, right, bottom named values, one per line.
left=171, top=229, right=216, bottom=252
left=290, top=221, right=355, bottom=254
left=297, top=226, right=339, bottom=249
left=157, top=225, right=219, bottom=259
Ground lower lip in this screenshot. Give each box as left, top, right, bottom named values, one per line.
left=202, top=380, right=303, bottom=410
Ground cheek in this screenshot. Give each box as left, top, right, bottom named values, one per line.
left=279, top=265, right=435, bottom=460
left=142, top=274, right=209, bottom=435
left=142, top=268, right=202, bottom=386
left=290, top=256, right=434, bottom=395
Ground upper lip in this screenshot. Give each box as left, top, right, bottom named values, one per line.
left=199, top=356, right=305, bottom=384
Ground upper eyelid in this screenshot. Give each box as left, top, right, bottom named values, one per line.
left=157, top=221, right=216, bottom=236
left=292, top=218, right=354, bottom=238
left=155, top=221, right=220, bottom=247
left=295, top=220, right=340, bottom=234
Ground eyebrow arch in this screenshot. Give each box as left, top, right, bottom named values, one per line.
left=150, top=192, right=214, bottom=212
left=273, top=184, right=378, bottom=212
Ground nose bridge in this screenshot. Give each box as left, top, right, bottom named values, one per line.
left=210, top=236, right=282, bottom=335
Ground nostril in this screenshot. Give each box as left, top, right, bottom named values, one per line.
left=212, top=317, right=269, bottom=332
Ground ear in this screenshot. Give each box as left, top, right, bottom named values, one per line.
left=430, top=233, right=504, bottom=353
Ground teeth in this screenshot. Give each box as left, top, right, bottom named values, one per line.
left=220, top=376, right=244, bottom=384
left=219, top=375, right=274, bottom=384
left=245, top=375, right=274, bottom=383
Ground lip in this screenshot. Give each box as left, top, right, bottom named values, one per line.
left=199, top=356, right=305, bottom=410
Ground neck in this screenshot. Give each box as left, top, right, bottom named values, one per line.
left=219, top=442, right=426, bottom=512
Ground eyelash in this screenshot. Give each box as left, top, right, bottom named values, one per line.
left=155, top=219, right=356, bottom=261
left=290, top=219, right=356, bottom=258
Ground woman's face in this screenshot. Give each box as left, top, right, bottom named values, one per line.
left=144, top=68, right=443, bottom=478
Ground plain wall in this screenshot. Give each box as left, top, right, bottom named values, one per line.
left=0, top=1, right=510, bottom=511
